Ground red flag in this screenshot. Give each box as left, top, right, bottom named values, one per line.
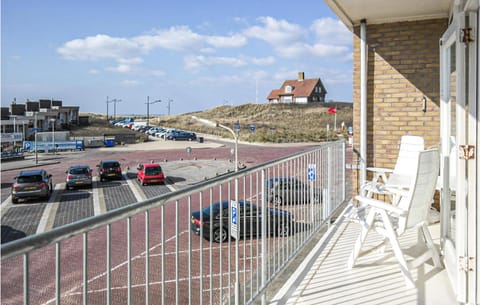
left=328, top=107, right=337, bottom=114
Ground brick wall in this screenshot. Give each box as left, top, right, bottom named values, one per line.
left=351, top=19, right=448, bottom=195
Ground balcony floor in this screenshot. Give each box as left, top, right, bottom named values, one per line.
left=270, top=205, right=458, bottom=305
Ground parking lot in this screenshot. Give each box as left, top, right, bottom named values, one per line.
left=1, top=137, right=317, bottom=243
left=1, top=137, right=351, bottom=305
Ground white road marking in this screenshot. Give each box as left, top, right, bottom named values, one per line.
left=92, top=177, right=105, bottom=215
left=36, top=184, right=63, bottom=234
left=127, top=174, right=146, bottom=201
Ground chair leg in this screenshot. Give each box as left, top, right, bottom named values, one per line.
left=421, top=223, right=443, bottom=269
left=348, top=209, right=375, bottom=269
left=380, top=210, right=416, bottom=288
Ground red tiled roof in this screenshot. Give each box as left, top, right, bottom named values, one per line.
left=268, top=78, right=325, bottom=100
left=267, top=89, right=282, bottom=100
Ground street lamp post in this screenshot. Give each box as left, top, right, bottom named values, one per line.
left=50, top=118, right=56, bottom=154
left=34, top=112, right=38, bottom=164
left=12, top=116, right=17, bottom=149
left=166, top=99, right=173, bottom=116
left=110, top=99, right=122, bottom=120
left=106, top=96, right=113, bottom=121
left=146, top=96, right=162, bottom=127
left=191, top=116, right=238, bottom=172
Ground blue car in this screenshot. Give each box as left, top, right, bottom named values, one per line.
left=191, top=200, right=295, bottom=243
left=167, top=130, right=197, bottom=141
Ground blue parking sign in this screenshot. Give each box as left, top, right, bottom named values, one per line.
left=232, top=206, right=237, bottom=225
left=307, top=164, right=317, bottom=181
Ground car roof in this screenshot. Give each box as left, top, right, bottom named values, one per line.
left=19, top=169, right=45, bottom=176
left=141, top=163, right=161, bottom=168
left=68, top=164, right=90, bottom=169
left=100, top=160, right=119, bottom=163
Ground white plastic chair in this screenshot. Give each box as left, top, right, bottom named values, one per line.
left=348, top=149, right=443, bottom=288
left=361, top=135, right=424, bottom=199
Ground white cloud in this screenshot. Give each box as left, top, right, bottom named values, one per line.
left=106, top=64, right=132, bottom=73
left=243, top=16, right=351, bottom=60
left=310, top=17, right=351, bottom=45
left=88, top=69, right=99, bottom=74
left=58, top=26, right=249, bottom=76
left=121, top=80, right=140, bottom=87
left=184, top=55, right=246, bottom=70
left=184, top=55, right=275, bottom=71
left=205, top=34, right=247, bottom=48
left=134, top=26, right=204, bottom=51
left=117, top=57, right=144, bottom=65
left=250, top=56, right=275, bottom=66
left=57, top=34, right=142, bottom=61
left=243, top=16, right=305, bottom=45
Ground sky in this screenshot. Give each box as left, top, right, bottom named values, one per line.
left=1, top=0, right=353, bottom=116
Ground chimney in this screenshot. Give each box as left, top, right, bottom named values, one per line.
left=298, top=72, right=304, bottom=81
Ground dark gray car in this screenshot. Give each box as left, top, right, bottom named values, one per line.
left=11, top=169, right=53, bottom=203
left=267, top=177, right=321, bottom=205
left=97, top=160, right=122, bottom=181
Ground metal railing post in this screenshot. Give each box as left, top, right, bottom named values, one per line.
left=261, top=169, right=267, bottom=305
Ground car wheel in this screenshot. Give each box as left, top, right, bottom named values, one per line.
left=277, top=222, right=290, bottom=237
left=212, top=227, right=228, bottom=243
left=273, top=196, right=283, bottom=206
left=12, top=197, right=18, bottom=204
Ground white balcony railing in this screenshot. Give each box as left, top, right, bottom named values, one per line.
left=1, top=140, right=349, bottom=305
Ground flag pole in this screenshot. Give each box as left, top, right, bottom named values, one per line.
left=334, top=110, right=337, bottom=131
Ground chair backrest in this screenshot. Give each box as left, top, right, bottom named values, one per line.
left=393, top=135, right=425, bottom=176
left=397, top=149, right=440, bottom=232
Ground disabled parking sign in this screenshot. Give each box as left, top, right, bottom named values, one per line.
left=307, top=164, right=317, bottom=181
left=231, top=200, right=238, bottom=239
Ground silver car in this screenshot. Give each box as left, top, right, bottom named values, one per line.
left=65, top=165, right=93, bottom=189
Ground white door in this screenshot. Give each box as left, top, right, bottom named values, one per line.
left=441, top=8, right=479, bottom=303
left=440, top=11, right=468, bottom=303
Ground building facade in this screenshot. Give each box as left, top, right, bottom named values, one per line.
left=325, top=0, right=479, bottom=303
left=267, top=72, right=327, bottom=104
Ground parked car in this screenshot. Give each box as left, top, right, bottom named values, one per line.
left=147, top=127, right=162, bottom=135
left=191, top=200, right=294, bottom=243
left=267, top=177, right=321, bottom=205
left=167, top=130, right=197, bottom=141
left=155, top=128, right=172, bottom=138
left=137, top=163, right=165, bottom=185
left=65, top=165, right=93, bottom=189
left=96, top=160, right=123, bottom=181
left=11, top=169, right=53, bottom=203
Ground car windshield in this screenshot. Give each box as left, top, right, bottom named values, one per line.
left=17, top=175, right=42, bottom=183
left=70, top=168, right=89, bottom=174
left=145, top=167, right=162, bottom=175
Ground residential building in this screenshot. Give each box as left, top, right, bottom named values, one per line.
left=325, top=0, right=479, bottom=303
left=1, top=99, right=80, bottom=147
left=267, top=72, right=327, bottom=104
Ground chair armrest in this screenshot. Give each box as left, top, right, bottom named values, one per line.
left=382, top=186, right=409, bottom=197
left=355, top=195, right=406, bottom=216
left=366, top=167, right=394, bottom=174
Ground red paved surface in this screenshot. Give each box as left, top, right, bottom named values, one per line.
left=1, top=139, right=351, bottom=305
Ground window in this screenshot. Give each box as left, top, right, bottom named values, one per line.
left=285, top=85, right=293, bottom=93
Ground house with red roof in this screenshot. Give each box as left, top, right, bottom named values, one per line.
left=267, top=72, right=327, bottom=104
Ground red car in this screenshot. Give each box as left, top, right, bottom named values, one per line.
left=137, top=163, right=165, bottom=185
